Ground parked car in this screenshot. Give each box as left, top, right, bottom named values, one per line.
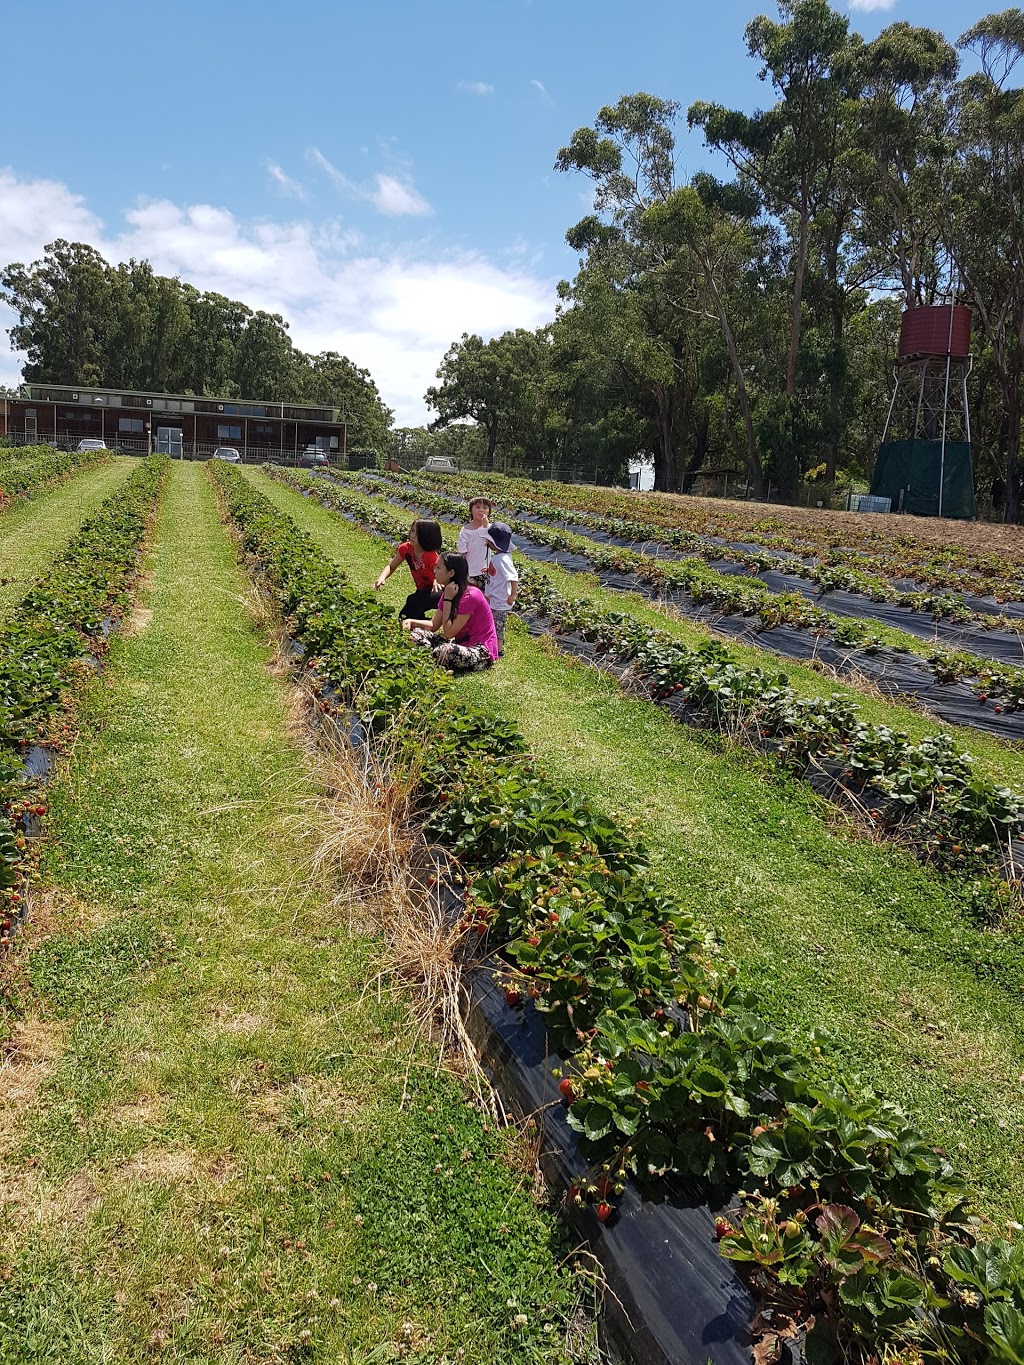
left=212, top=447, right=241, bottom=463
left=298, top=447, right=330, bottom=468
left=420, top=454, right=458, bottom=475
left=76, top=438, right=108, bottom=452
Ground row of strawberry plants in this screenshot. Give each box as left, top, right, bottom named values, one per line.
left=0, top=443, right=110, bottom=509
left=266, top=464, right=1024, bottom=886
left=291, top=466, right=1024, bottom=716
left=414, top=465, right=1024, bottom=598
left=373, top=465, right=1024, bottom=613
left=220, top=465, right=1024, bottom=1365
left=0, top=456, right=169, bottom=933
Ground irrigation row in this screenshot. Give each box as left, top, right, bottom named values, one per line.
left=342, top=466, right=1024, bottom=668
left=0, top=456, right=169, bottom=942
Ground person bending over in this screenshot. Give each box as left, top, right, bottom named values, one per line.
left=373, top=519, right=443, bottom=620
left=402, top=551, right=498, bottom=673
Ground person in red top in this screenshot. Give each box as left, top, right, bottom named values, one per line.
left=373, top=519, right=443, bottom=619
left=402, top=552, right=499, bottom=672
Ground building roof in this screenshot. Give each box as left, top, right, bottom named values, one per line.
left=20, top=383, right=345, bottom=424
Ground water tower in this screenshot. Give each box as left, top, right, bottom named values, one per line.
left=870, top=302, right=975, bottom=518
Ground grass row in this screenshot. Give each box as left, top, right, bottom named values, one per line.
left=242, top=464, right=1024, bottom=1228
left=0, top=459, right=136, bottom=623
left=0, top=460, right=594, bottom=1364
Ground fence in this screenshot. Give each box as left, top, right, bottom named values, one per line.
left=0, top=430, right=341, bottom=468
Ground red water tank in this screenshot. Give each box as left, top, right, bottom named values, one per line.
left=899, top=305, right=972, bottom=360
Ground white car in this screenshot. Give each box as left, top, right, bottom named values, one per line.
left=76, top=438, right=108, bottom=452
left=420, top=455, right=459, bottom=474
left=212, top=447, right=242, bottom=463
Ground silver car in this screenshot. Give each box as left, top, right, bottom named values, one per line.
left=212, top=447, right=242, bottom=463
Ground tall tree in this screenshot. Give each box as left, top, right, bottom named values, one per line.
left=425, top=330, right=546, bottom=468
left=857, top=23, right=960, bottom=307
left=0, top=240, right=112, bottom=385
left=943, top=8, right=1024, bottom=521
left=689, top=0, right=862, bottom=496
left=298, top=351, right=393, bottom=453
left=557, top=96, right=768, bottom=495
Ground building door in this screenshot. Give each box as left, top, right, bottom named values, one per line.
left=156, top=426, right=183, bottom=457
left=24, top=411, right=37, bottom=443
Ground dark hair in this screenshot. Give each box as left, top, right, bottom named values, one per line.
left=412, top=518, right=442, bottom=553
left=467, top=496, right=492, bottom=518
left=440, top=551, right=470, bottom=620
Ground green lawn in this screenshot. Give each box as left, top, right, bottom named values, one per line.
left=0, top=458, right=136, bottom=622
left=0, top=461, right=592, bottom=1364
left=242, top=465, right=1024, bottom=1229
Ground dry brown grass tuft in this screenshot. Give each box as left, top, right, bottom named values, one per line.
left=285, top=681, right=490, bottom=1099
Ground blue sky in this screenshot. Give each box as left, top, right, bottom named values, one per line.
left=0, top=0, right=995, bottom=422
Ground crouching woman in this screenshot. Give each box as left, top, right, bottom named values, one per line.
left=402, top=552, right=498, bottom=673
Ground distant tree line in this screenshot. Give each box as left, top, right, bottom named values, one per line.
left=425, top=3, right=1024, bottom=519
left=0, top=240, right=392, bottom=455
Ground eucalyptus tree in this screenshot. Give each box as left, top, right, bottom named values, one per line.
left=857, top=22, right=960, bottom=306
left=689, top=0, right=862, bottom=496
left=555, top=93, right=769, bottom=495
left=942, top=9, right=1024, bottom=521
left=1, top=240, right=113, bottom=386
left=426, top=329, right=549, bottom=469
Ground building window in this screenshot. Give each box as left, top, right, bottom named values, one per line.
left=118, top=418, right=144, bottom=434
left=217, top=424, right=242, bottom=440
left=253, top=424, right=275, bottom=436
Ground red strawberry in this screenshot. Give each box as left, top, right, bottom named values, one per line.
left=558, top=1078, right=577, bottom=1104
left=595, top=1201, right=613, bottom=1223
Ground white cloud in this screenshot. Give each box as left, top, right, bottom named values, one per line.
left=530, top=78, right=553, bottom=103
left=458, top=79, right=495, bottom=95
left=306, top=146, right=354, bottom=192
left=370, top=174, right=432, bottom=217
left=0, top=170, right=554, bottom=423
left=307, top=148, right=431, bottom=218
left=847, top=0, right=897, bottom=10
left=266, top=161, right=305, bottom=198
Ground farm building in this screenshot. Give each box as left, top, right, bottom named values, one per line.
left=0, top=384, right=348, bottom=461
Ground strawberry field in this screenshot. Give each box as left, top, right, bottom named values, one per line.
left=3, top=453, right=1024, bottom=1365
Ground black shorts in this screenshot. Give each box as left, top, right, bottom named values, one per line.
left=399, top=587, right=441, bottom=620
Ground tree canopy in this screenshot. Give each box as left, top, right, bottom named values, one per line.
left=423, top=2, right=1024, bottom=519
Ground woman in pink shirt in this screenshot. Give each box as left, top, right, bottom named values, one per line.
left=401, top=552, right=499, bottom=672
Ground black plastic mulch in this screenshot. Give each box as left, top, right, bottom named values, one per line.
left=305, top=478, right=1024, bottom=740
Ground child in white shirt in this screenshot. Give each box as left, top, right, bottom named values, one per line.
left=456, top=496, right=493, bottom=586
left=483, top=522, right=519, bottom=655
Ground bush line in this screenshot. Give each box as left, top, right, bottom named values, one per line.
left=402, top=464, right=1024, bottom=606
left=215, top=462, right=1024, bottom=1365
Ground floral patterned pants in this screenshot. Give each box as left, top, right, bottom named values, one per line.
left=410, top=629, right=493, bottom=673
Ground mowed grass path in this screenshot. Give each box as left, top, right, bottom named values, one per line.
left=0, top=458, right=135, bottom=621
left=0, top=462, right=588, bottom=1364
left=245, top=467, right=1024, bottom=1228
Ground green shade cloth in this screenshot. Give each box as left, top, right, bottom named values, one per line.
left=871, top=440, right=976, bottom=519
